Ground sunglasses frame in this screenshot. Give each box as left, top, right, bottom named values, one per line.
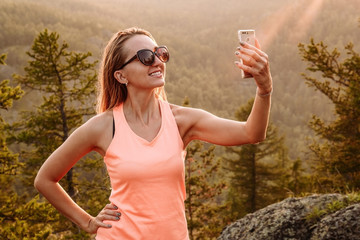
left=118, top=46, right=169, bottom=70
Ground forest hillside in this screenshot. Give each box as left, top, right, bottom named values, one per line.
left=1, top=0, right=359, bottom=168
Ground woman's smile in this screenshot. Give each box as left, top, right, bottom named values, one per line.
left=149, top=70, right=163, bottom=78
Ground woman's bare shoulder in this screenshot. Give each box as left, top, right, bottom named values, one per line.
left=75, top=110, right=113, bottom=155
left=169, top=103, right=191, bottom=121
left=169, top=103, right=205, bottom=146
left=83, top=110, right=113, bottom=133
left=169, top=103, right=181, bottom=114
left=169, top=103, right=192, bottom=115
left=169, top=103, right=208, bottom=119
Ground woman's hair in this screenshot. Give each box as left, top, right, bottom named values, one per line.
left=97, top=27, right=167, bottom=113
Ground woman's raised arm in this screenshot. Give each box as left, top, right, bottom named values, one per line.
left=173, top=39, right=272, bottom=147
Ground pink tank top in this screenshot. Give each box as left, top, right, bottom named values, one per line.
left=96, top=100, right=189, bottom=240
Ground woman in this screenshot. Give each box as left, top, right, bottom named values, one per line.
left=34, top=27, right=272, bottom=239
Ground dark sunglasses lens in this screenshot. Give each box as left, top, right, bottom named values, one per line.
left=156, top=48, right=169, bottom=62
left=138, top=50, right=154, bottom=66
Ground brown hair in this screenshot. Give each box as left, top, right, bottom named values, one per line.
left=96, top=27, right=167, bottom=113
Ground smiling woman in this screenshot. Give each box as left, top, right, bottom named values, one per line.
left=97, top=28, right=168, bottom=113
left=34, top=26, right=273, bottom=240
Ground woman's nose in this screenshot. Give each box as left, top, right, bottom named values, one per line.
left=152, top=54, right=163, bottom=66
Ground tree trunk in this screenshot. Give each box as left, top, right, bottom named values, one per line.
left=250, top=151, right=256, bottom=212
left=55, top=66, right=74, bottom=198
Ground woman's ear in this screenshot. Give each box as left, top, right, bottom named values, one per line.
left=114, top=70, right=128, bottom=85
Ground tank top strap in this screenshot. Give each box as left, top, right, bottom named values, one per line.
left=111, top=104, right=123, bottom=140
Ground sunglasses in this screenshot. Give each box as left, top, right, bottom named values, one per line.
left=118, top=46, right=170, bottom=70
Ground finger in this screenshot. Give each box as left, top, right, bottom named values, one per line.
left=239, top=46, right=266, bottom=62
left=95, top=219, right=113, bottom=229
left=237, top=50, right=269, bottom=74
left=100, top=214, right=121, bottom=221
left=104, top=203, right=118, bottom=210
left=235, top=60, right=265, bottom=78
left=89, top=217, right=113, bottom=230
left=96, top=214, right=120, bottom=222
left=235, top=61, right=252, bottom=73
left=235, top=50, right=262, bottom=69
left=103, top=209, right=122, bottom=217
left=239, top=41, right=268, bottom=59
left=255, top=38, right=261, bottom=50
left=235, top=51, right=255, bottom=67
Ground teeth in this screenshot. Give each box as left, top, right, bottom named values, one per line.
left=150, top=71, right=161, bottom=76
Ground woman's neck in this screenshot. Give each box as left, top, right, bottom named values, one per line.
left=123, top=90, right=160, bottom=126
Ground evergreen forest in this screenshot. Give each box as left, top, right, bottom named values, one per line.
left=1, top=0, right=359, bottom=239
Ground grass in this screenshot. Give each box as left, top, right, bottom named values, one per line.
left=305, top=191, right=360, bottom=223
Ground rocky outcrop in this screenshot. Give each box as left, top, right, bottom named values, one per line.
left=218, top=194, right=360, bottom=240
left=310, top=203, right=360, bottom=240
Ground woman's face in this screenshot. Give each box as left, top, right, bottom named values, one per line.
left=119, top=34, right=166, bottom=91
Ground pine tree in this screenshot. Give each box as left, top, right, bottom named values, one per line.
left=185, top=141, right=226, bottom=240
left=0, top=53, right=24, bottom=234
left=11, top=29, right=109, bottom=238
left=299, top=38, right=360, bottom=191
left=0, top=54, right=58, bottom=239
left=223, top=99, right=289, bottom=221
left=14, top=29, right=98, bottom=196
left=183, top=98, right=227, bottom=239
left=0, top=54, right=23, bottom=175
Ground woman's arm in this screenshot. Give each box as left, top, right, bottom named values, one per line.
left=173, top=39, right=272, bottom=147
left=34, top=111, right=120, bottom=233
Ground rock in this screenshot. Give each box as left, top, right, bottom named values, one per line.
left=218, top=194, right=360, bottom=240
left=310, top=203, right=360, bottom=240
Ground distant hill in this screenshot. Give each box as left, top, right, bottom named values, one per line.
left=1, top=0, right=359, bottom=161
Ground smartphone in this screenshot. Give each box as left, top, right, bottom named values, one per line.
left=238, top=30, right=255, bottom=78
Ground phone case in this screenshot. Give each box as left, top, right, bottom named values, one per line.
left=238, top=30, right=255, bottom=78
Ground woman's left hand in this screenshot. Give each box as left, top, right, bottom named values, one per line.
left=234, top=39, right=273, bottom=95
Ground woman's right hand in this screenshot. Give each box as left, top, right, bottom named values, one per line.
left=87, top=203, right=121, bottom=233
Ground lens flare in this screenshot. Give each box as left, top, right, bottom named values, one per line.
left=256, top=3, right=296, bottom=50
left=289, top=0, right=325, bottom=43
left=256, top=0, right=325, bottom=50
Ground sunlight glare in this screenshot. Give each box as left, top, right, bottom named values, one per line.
left=257, top=3, right=295, bottom=50
left=257, top=0, right=325, bottom=50
left=289, top=0, right=325, bottom=43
